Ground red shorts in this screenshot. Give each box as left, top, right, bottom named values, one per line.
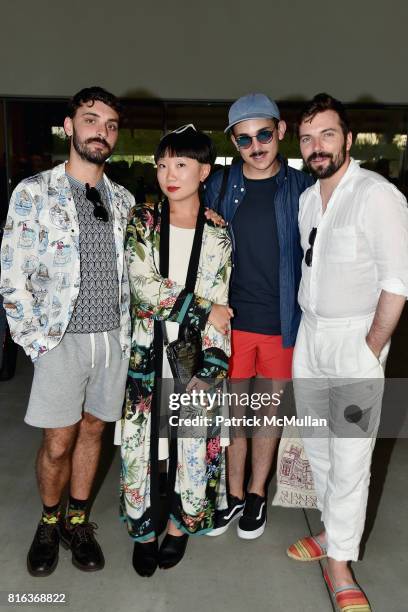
left=228, top=330, right=294, bottom=379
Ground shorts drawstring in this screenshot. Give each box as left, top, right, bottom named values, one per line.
left=89, top=332, right=110, bottom=369
left=103, top=331, right=110, bottom=369
left=90, top=333, right=96, bottom=369
left=89, top=332, right=111, bottom=368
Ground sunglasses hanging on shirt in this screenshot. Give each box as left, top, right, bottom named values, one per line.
left=305, top=227, right=317, bottom=267
left=85, top=183, right=109, bottom=222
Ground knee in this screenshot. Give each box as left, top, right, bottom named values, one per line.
left=80, top=413, right=105, bottom=438
left=42, top=432, right=75, bottom=463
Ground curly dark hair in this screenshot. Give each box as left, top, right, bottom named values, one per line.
left=67, top=86, right=122, bottom=118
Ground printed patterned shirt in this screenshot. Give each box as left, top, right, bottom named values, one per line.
left=0, top=162, right=134, bottom=361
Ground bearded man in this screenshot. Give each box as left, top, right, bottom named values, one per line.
left=0, top=87, right=134, bottom=576
left=287, top=93, right=408, bottom=612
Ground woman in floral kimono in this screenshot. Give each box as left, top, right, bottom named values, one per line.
left=119, top=125, right=232, bottom=576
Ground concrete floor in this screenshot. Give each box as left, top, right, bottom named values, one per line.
left=2, top=308, right=408, bottom=611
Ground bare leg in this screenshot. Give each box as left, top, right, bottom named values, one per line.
left=167, top=520, right=184, bottom=536
left=227, top=379, right=252, bottom=499
left=249, top=437, right=279, bottom=497
left=327, top=558, right=354, bottom=587
left=249, top=378, right=285, bottom=497
left=314, top=529, right=327, bottom=546
left=36, top=424, right=79, bottom=506
left=297, top=531, right=353, bottom=587
left=70, top=413, right=105, bottom=500
left=227, top=438, right=247, bottom=499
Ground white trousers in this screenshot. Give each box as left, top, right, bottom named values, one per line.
left=293, top=312, right=389, bottom=561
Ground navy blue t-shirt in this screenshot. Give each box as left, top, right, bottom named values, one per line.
left=230, top=174, right=280, bottom=335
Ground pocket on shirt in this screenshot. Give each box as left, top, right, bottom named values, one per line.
left=327, top=226, right=356, bottom=263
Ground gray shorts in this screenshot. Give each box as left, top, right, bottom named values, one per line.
left=25, top=328, right=129, bottom=428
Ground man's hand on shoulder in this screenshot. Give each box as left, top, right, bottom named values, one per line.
left=204, top=208, right=227, bottom=227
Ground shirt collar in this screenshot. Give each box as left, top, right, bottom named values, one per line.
left=65, top=171, right=105, bottom=191
left=275, top=154, right=288, bottom=184
left=52, top=161, right=107, bottom=191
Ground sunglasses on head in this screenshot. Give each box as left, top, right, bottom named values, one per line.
left=305, top=227, right=317, bottom=267
left=171, top=123, right=197, bottom=134
left=235, top=128, right=276, bottom=150
left=85, top=183, right=109, bottom=223
left=159, top=123, right=197, bottom=143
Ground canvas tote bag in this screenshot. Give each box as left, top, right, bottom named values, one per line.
left=272, top=425, right=318, bottom=509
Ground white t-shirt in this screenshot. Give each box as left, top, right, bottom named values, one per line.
left=160, top=225, right=195, bottom=460
left=162, top=225, right=195, bottom=377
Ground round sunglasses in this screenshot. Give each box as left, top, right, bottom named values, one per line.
left=235, top=128, right=275, bottom=150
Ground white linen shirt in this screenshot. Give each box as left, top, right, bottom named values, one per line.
left=298, top=158, right=408, bottom=318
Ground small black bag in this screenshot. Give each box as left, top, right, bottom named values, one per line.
left=161, top=201, right=206, bottom=386
left=162, top=323, right=203, bottom=385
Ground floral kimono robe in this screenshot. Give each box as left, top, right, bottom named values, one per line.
left=119, top=202, right=232, bottom=541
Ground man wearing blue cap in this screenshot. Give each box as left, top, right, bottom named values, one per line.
left=204, top=93, right=314, bottom=539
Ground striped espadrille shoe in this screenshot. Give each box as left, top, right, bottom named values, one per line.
left=324, top=569, right=371, bottom=612
left=286, top=535, right=327, bottom=561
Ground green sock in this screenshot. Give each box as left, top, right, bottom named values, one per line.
left=66, top=496, right=88, bottom=527
left=41, top=502, right=61, bottom=525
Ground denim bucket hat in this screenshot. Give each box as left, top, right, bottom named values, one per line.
left=225, top=93, right=280, bottom=133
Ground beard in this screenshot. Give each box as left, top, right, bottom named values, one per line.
left=72, top=130, right=112, bottom=165
left=306, top=142, right=347, bottom=179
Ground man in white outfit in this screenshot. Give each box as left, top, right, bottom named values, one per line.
left=287, top=93, right=408, bottom=611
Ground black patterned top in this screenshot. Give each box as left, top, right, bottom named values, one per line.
left=66, top=175, right=120, bottom=333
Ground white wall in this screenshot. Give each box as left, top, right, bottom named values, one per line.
left=1, top=0, right=407, bottom=103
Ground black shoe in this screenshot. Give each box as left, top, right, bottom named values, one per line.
left=206, top=494, right=246, bottom=537
left=158, top=533, right=189, bottom=569
left=27, top=521, right=60, bottom=577
left=237, top=493, right=267, bottom=540
left=132, top=540, right=158, bottom=577
left=60, top=522, right=105, bottom=571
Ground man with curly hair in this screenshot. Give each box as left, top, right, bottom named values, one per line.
left=0, top=86, right=134, bottom=576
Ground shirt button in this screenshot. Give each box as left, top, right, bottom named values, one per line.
left=240, top=188, right=244, bottom=192
left=233, top=185, right=237, bottom=188
left=234, top=199, right=238, bottom=203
